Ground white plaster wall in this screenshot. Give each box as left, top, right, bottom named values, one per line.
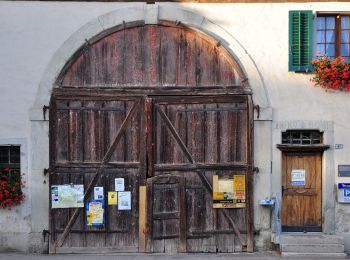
left=1, top=1, right=350, bottom=252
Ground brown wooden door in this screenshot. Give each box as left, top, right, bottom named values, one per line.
left=49, top=96, right=142, bottom=253
left=147, top=175, right=186, bottom=253
left=50, top=94, right=253, bottom=253
left=281, top=153, right=322, bottom=232
left=145, top=95, right=253, bottom=253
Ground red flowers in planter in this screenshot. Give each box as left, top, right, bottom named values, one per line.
left=0, top=169, right=25, bottom=210
left=311, top=56, right=350, bottom=91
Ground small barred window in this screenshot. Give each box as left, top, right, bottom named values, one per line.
left=0, top=146, right=20, bottom=171
left=0, top=146, right=24, bottom=209
left=282, top=130, right=322, bottom=145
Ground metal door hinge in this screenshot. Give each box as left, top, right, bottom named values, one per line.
left=253, top=167, right=259, bottom=174
left=43, top=105, right=50, bottom=121
left=254, top=105, right=260, bottom=119
left=42, top=229, right=50, bottom=242
left=43, top=168, right=50, bottom=176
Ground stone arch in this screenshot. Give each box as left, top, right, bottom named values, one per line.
left=32, top=5, right=269, bottom=114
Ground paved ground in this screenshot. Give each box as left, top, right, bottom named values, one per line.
left=0, top=252, right=281, bottom=260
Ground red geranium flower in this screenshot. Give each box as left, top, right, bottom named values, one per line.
left=0, top=169, right=25, bottom=210
left=311, top=55, right=350, bottom=91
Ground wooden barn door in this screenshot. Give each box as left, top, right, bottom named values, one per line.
left=49, top=95, right=143, bottom=253
left=145, top=95, right=253, bottom=253
left=49, top=23, right=254, bottom=254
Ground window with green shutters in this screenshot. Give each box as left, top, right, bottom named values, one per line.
left=289, top=10, right=314, bottom=72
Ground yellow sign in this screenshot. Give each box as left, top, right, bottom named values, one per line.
left=108, top=191, right=118, bottom=205
left=233, top=175, right=246, bottom=200
left=213, top=175, right=246, bottom=208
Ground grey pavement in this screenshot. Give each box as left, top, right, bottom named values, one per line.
left=0, top=252, right=281, bottom=260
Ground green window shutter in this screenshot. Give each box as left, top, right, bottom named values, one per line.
left=289, top=10, right=313, bottom=72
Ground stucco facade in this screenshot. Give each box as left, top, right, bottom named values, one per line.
left=0, top=1, right=350, bottom=253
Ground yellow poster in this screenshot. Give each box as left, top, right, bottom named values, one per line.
left=108, top=191, right=118, bottom=205
left=233, top=175, right=246, bottom=200
left=86, top=200, right=104, bottom=226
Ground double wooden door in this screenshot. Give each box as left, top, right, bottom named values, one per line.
left=281, top=152, right=322, bottom=232
left=49, top=91, right=253, bottom=253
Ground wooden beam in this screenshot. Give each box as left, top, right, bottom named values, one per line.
left=154, top=162, right=248, bottom=171
left=139, top=186, right=147, bottom=252
left=246, top=95, right=254, bottom=252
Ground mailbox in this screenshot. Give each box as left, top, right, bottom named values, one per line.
left=338, top=183, right=350, bottom=203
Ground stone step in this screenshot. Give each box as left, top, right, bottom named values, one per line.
left=280, top=243, right=345, bottom=253
left=281, top=252, right=347, bottom=259
left=280, top=234, right=344, bottom=244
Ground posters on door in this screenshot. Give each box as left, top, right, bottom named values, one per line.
left=213, top=175, right=246, bottom=208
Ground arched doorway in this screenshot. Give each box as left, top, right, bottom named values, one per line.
left=49, top=23, right=253, bottom=254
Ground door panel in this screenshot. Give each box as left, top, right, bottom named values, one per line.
left=150, top=96, right=251, bottom=252
left=147, top=175, right=186, bottom=253
left=281, top=153, right=322, bottom=231
left=50, top=97, right=141, bottom=253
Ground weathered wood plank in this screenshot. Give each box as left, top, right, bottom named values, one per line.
left=139, top=186, right=147, bottom=252
left=143, top=25, right=160, bottom=86
left=160, top=27, right=179, bottom=86
left=124, top=27, right=143, bottom=86
left=56, top=246, right=138, bottom=254
left=56, top=107, right=69, bottom=162
left=68, top=101, right=83, bottom=162
left=104, top=101, right=125, bottom=162
left=196, top=37, right=216, bottom=86
left=246, top=95, right=254, bottom=252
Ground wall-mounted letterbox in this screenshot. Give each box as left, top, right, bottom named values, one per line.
left=338, top=183, right=350, bottom=203
left=338, top=165, right=350, bottom=177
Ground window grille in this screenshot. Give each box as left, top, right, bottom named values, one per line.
left=0, top=146, right=20, bottom=172
left=282, top=130, right=322, bottom=145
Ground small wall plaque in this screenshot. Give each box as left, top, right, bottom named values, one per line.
left=338, top=165, right=350, bottom=177
left=335, top=144, right=344, bottom=149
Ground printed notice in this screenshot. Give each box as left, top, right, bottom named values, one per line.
left=291, top=169, right=306, bottom=186
left=51, top=184, right=84, bottom=208
left=118, top=191, right=131, bottom=210
left=94, top=187, right=104, bottom=200
left=115, top=178, right=125, bottom=192
left=86, top=200, right=104, bottom=226
left=108, top=191, right=118, bottom=205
